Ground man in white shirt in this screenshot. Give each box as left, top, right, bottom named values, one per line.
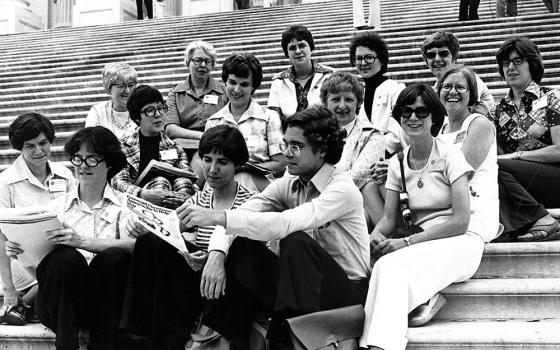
left=178, top=106, right=370, bottom=347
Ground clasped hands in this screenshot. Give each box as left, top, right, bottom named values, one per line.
left=5, top=224, right=85, bottom=260
left=369, top=231, right=409, bottom=263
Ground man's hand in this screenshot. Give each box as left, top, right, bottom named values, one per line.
left=372, top=238, right=408, bottom=260
left=140, top=189, right=169, bottom=206
left=370, top=231, right=387, bottom=249
left=5, top=241, right=23, bottom=259
left=162, top=192, right=189, bottom=209
left=200, top=251, right=227, bottom=300
left=176, top=203, right=225, bottom=229
left=45, top=225, right=87, bottom=249
left=178, top=250, right=207, bottom=272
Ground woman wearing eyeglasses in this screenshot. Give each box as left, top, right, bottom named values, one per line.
left=112, top=85, right=196, bottom=208
left=267, top=25, right=334, bottom=119
left=5, top=126, right=134, bottom=350
left=85, top=62, right=139, bottom=139
left=360, top=84, right=484, bottom=350
left=489, top=37, right=560, bottom=242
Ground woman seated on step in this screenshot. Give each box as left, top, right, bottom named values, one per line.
left=112, top=85, right=196, bottom=208
left=267, top=24, right=334, bottom=119
left=320, top=71, right=389, bottom=230
left=120, top=125, right=254, bottom=350
left=0, top=113, right=76, bottom=326
left=5, top=126, right=135, bottom=350
left=85, top=62, right=139, bottom=139
left=204, top=52, right=285, bottom=192
left=360, top=84, right=493, bottom=350
left=489, top=37, right=560, bottom=242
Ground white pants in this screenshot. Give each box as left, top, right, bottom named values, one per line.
left=359, top=233, right=484, bottom=350
left=352, top=0, right=381, bottom=28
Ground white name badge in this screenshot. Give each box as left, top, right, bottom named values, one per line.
left=532, top=97, right=547, bottom=111
left=203, top=95, right=219, bottom=105
left=48, top=179, right=67, bottom=192
left=160, top=149, right=178, bottom=161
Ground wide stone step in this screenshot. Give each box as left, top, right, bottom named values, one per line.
left=406, top=320, right=560, bottom=349
left=436, top=278, right=560, bottom=321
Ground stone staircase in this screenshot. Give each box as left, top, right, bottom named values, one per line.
left=1, top=0, right=560, bottom=348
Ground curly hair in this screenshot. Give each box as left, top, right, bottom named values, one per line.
left=101, top=62, right=138, bottom=94
left=420, top=31, right=460, bottom=62
left=282, top=106, right=345, bottom=165
left=199, top=124, right=249, bottom=167
left=392, top=83, right=446, bottom=137
left=281, top=25, right=315, bottom=58
left=65, top=126, right=127, bottom=181
left=221, top=52, right=263, bottom=93
left=320, top=72, right=365, bottom=114
left=9, top=112, right=55, bottom=151
left=495, top=36, right=544, bottom=84
left=348, top=32, right=390, bottom=74
left=184, top=40, right=218, bottom=66
left=126, top=84, right=164, bottom=126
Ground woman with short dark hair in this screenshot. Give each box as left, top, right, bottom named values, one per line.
left=490, top=37, right=560, bottom=242
left=268, top=25, right=334, bottom=118
left=5, top=126, right=134, bottom=350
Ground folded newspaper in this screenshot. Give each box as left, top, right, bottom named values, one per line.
left=126, top=194, right=189, bottom=253
left=0, top=207, right=60, bottom=267
left=134, top=159, right=198, bottom=187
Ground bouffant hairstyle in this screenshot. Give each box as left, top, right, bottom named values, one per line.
left=282, top=106, right=345, bottom=165
left=320, top=72, right=365, bottom=114
left=420, top=31, right=460, bottom=62
left=64, top=126, right=127, bottom=181
left=495, top=36, right=544, bottom=84
left=221, top=53, right=263, bottom=93
left=281, top=25, right=315, bottom=58
left=438, top=65, right=479, bottom=107
left=184, top=40, right=218, bottom=66
left=198, top=125, right=249, bottom=167
left=126, top=85, right=164, bottom=126
left=102, top=62, right=138, bottom=94
left=392, top=83, right=446, bottom=137
left=9, top=113, right=55, bottom=151
left=348, top=32, right=390, bottom=75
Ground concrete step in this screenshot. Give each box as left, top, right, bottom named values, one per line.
left=406, top=320, right=560, bottom=349
left=437, top=278, right=560, bottom=321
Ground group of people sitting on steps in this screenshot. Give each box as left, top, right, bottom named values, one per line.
left=0, top=24, right=558, bottom=350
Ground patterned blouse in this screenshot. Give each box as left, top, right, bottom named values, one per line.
left=490, top=81, right=560, bottom=153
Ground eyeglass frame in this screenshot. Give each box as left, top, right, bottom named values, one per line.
left=501, top=57, right=526, bottom=67
left=70, top=155, right=106, bottom=168
left=190, top=57, right=213, bottom=66
left=280, top=143, right=303, bottom=157
left=354, top=54, right=378, bottom=65
left=112, top=82, right=137, bottom=91
left=140, top=104, right=169, bottom=118
left=398, top=107, right=431, bottom=119
left=424, top=50, right=451, bottom=60
left=441, top=84, right=469, bottom=93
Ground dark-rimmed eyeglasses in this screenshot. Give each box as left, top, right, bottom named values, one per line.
left=280, top=143, right=303, bottom=157
left=70, top=155, right=105, bottom=167
left=425, top=50, right=451, bottom=59
left=191, top=58, right=213, bottom=66
left=441, top=84, right=468, bottom=93
left=501, top=57, right=525, bottom=67
left=112, top=82, right=137, bottom=91
left=141, top=105, right=168, bottom=118
left=399, top=107, right=431, bottom=119
left=354, top=55, right=378, bottom=64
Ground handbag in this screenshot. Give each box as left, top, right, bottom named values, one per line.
left=184, top=319, right=230, bottom=350
left=285, top=305, right=365, bottom=350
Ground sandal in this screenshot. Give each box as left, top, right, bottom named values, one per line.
left=0, top=302, right=31, bottom=326
left=518, top=220, right=560, bottom=242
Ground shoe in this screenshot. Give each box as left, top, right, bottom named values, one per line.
left=518, top=219, right=560, bottom=242
left=0, top=302, right=31, bottom=326
left=355, top=25, right=375, bottom=31
left=408, top=293, right=447, bottom=327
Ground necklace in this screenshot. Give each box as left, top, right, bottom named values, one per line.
left=409, top=151, right=428, bottom=189
left=111, top=109, right=132, bottom=131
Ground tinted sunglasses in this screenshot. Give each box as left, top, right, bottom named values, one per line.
left=399, top=107, right=431, bottom=119
left=425, top=50, right=451, bottom=59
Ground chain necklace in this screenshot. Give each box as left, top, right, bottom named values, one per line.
left=111, top=108, right=132, bottom=131
left=409, top=150, right=428, bottom=189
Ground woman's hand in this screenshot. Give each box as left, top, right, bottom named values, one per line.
left=370, top=231, right=387, bottom=249
left=176, top=203, right=224, bottom=229
left=140, top=189, right=169, bottom=206
left=126, top=214, right=150, bottom=239
left=162, top=192, right=188, bottom=209
left=45, top=226, right=87, bottom=249
left=200, top=251, right=227, bottom=300
left=371, top=160, right=388, bottom=185
left=178, top=250, right=207, bottom=272
left=5, top=241, right=23, bottom=259
left=1, top=288, right=20, bottom=311
left=372, top=238, right=408, bottom=260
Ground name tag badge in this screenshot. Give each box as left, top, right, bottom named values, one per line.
left=203, top=95, right=219, bottom=105
left=429, top=159, right=445, bottom=172
left=532, top=97, right=547, bottom=110
left=48, top=179, right=66, bottom=192
left=160, top=149, right=178, bottom=161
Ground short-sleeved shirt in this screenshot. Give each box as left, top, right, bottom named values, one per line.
left=386, top=138, right=474, bottom=231
left=85, top=100, right=138, bottom=140
left=205, top=99, right=283, bottom=163
left=50, top=184, right=132, bottom=263
left=164, top=75, right=227, bottom=132
left=490, top=81, right=560, bottom=153
left=184, top=183, right=254, bottom=252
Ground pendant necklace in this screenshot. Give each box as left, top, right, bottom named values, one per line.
left=409, top=151, right=428, bottom=189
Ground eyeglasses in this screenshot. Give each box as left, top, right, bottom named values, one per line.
left=113, top=82, right=137, bottom=91
left=141, top=105, right=168, bottom=118
left=354, top=55, right=378, bottom=64
left=280, top=143, right=303, bottom=157
left=425, top=50, right=451, bottom=60
left=501, top=57, right=525, bottom=67
left=191, top=57, right=213, bottom=66
left=441, top=84, right=468, bottom=93
left=399, top=107, right=431, bottom=119
left=70, top=155, right=105, bottom=167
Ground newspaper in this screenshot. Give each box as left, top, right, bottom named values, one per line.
left=0, top=206, right=60, bottom=267
left=126, top=194, right=189, bottom=253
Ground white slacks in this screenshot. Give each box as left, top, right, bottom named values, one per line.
left=359, top=232, right=484, bottom=350
left=352, top=0, right=381, bottom=28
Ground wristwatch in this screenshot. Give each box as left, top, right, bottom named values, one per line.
left=404, top=236, right=411, bottom=246
left=516, top=150, right=523, bottom=160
